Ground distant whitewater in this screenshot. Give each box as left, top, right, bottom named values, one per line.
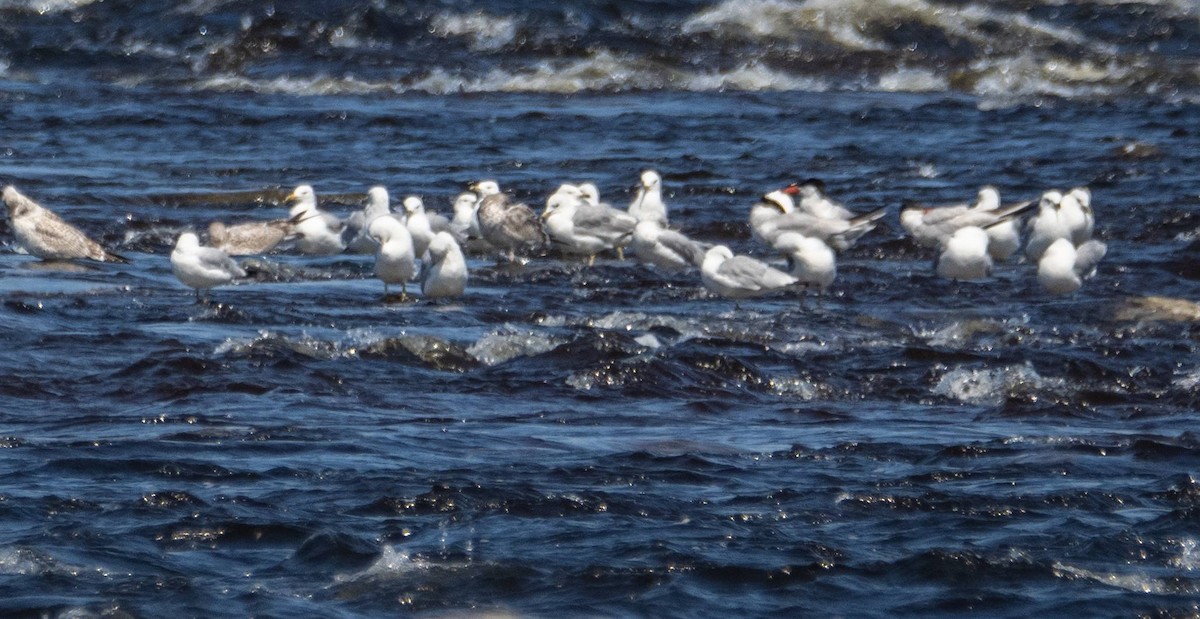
left=0, top=0, right=1196, bottom=103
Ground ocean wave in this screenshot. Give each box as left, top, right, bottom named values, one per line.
left=429, top=10, right=520, bottom=52
left=0, top=0, right=98, bottom=14
left=195, top=52, right=829, bottom=96
left=0, top=0, right=1195, bottom=101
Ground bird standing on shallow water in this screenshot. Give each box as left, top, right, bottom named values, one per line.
left=628, top=170, right=668, bottom=227
left=170, top=231, right=245, bottom=301
left=472, top=180, right=544, bottom=264
left=1037, top=237, right=1107, bottom=296
left=369, top=215, right=416, bottom=300
left=935, top=226, right=993, bottom=281
left=284, top=184, right=346, bottom=256
left=421, top=231, right=468, bottom=299
left=2, top=185, right=127, bottom=263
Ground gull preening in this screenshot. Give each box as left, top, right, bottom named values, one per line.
left=170, top=231, right=245, bottom=300
left=3, top=185, right=127, bottom=263
left=935, top=226, right=993, bottom=281
left=285, top=184, right=347, bottom=256
left=420, top=231, right=468, bottom=299
left=773, top=232, right=836, bottom=293
left=344, top=186, right=392, bottom=254
left=1038, top=238, right=1107, bottom=295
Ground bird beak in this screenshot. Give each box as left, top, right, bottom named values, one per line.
left=283, top=191, right=299, bottom=204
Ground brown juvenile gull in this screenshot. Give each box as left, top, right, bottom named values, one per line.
left=207, top=213, right=303, bottom=256
left=471, top=180, right=544, bottom=263
left=3, top=185, right=127, bottom=262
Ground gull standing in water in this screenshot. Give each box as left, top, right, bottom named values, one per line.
left=1037, top=237, right=1107, bottom=296
left=170, top=231, right=245, bottom=301
left=284, top=184, right=346, bottom=256
left=403, top=196, right=436, bottom=260
left=543, top=184, right=637, bottom=265
left=449, top=192, right=481, bottom=243
left=628, top=170, right=668, bottom=226
left=472, top=180, right=544, bottom=263
left=1024, top=190, right=1070, bottom=262
left=420, top=231, right=468, bottom=299
left=773, top=231, right=836, bottom=293
left=3, top=185, right=127, bottom=263
left=369, top=215, right=416, bottom=300
left=344, top=186, right=392, bottom=254
left=935, top=226, right=993, bottom=281
left=1057, top=187, right=1095, bottom=246
left=631, top=220, right=706, bottom=272
left=701, top=245, right=799, bottom=300
left=1066, top=186, right=1095, bottom=245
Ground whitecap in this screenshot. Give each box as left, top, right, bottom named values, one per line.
left=932, top=363, right=1064, bottom=406
left=876, top=67, right=949, bottom=93
left=466, top=327, right=565, bottom=366
left=429, top=11, right=519, bottom=52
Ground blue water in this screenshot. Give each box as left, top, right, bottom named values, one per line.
left=2, top=1, right=1200, bottom=616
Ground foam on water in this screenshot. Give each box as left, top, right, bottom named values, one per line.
left=466, top=327, right=567, bottom=367
left=932, top=363, right=1065, bottom=406
left=429, top=11, right=520, bottom=52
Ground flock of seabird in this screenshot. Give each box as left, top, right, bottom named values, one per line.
left=1, top=172, right=1105, bottom=302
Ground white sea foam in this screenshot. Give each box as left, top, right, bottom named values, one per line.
left=932, top=363, right=1063, bottom=406
left=429, top=11, right=520, bottom=51
left=876, top=67, right=948, bottom=93
left=686, top=0, right=1104, bottom=57
left=1053, top=561, right=1199, bottom=595
left=466, top=328, right=565, bottom=366
left=969, top=54, right=1133, bottom=102
left=5, top=0, right=98, bottom=14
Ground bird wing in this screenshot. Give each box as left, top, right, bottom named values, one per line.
left=196, top=246, right=245, bottom=277
left=33, top=211, right=120, bottom=261
left=715, top=255, right=773, bottom=291
left=1074, top=240, right=1107, bottom=276
left=574, top=205, right=637, bottom=243
left=657, top=229, right=706, bottom=266
left=502, top=203, right=545, bottom=245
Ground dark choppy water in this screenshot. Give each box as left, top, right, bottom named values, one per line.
left=2, top=1, right=1200, bottom=617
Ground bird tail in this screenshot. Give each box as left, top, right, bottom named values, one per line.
left=991, top=199, right=1036, bottom=219
left=850, top=207, right=889, bottom=227
left=103, top=249, right=131, bottom=263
